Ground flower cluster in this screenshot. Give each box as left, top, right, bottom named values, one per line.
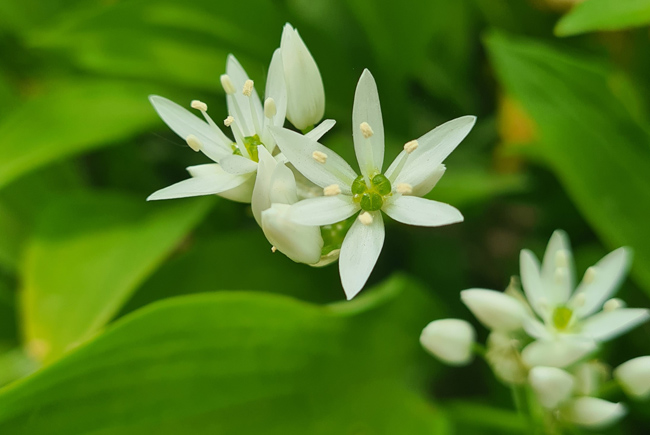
left=420, top=230, right=650, bottom=429
left=147, top=23, right=475, bottom=299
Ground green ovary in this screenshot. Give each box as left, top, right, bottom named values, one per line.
left=243, top=135, right=262, bottom=162
left=552, top=306, right=573, bottom=330
left=351, top=174, right=392, bottom=212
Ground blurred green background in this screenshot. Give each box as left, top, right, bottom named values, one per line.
left=0, top=0, right=649, bottom=433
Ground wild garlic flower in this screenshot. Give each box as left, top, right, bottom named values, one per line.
left=614, top=356, right=650, bottom=399
left=271, top=69, right=475, bottom=299
left=147, top=23, right=331, bottom=203
left=462, top=230, right=649, bottom=368
left=280, top=23, right=325, bottom=131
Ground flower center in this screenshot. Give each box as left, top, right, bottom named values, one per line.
left=351, top=174, right=392, bottom=211
left=552, top=306, right=573, bottom=331
left=243, top=135, right=262, bottom=162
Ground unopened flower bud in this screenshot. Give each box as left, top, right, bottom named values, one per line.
left=614, top=356, right=650, bottom=399
left=420, top=319, right=475, bottom=366
left=559, top=397, right=626, bottom=429
left=280, top=23, right=325, bottom=130
left=529, top=366, right=574, bottom=409
left=261, top=203, right=323, bottom=265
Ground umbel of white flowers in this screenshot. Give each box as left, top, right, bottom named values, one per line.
left=271, top=69, right=475, bottom=299
left=420, top=230, right=650, bottom=429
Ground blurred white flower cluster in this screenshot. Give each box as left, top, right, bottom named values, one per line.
left=421, top=230, right=650, bottom=430
left=147, top=23, right=475, bottom=299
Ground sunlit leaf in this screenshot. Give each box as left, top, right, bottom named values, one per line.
left=485, top=31, right=650, bottom=295
left=555, top=0, right=650, bottom=36
left=21, top=192, right=213, bottom=364
left=0, top=277, right=447, bottom=434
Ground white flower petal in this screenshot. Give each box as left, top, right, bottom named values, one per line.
left=339, top=211, right=385, bottom=300
left=614, top=356, right=650, bottom=399
left=187, top=164, right=254, bottom=203
left=539, top=230, right=574, bottom=305
left=579, top=308, right=649, bottom=342
left=352, top=69, right=384, bottom=177
left=289, top=196, right=358, bottom=226
left=560, top=397, right=626, bottom=429
left=219, top=154, right=258, bottom=175
left=420, top=319, right=475, bottom=366
left=265, top=48, right=287, bottom=128
left=575, top=247, right=632, bottom=318
left=147, top=170, right=251, bottom=201
left=382, top=196, right=463, bottom=227
left=411, top=164, right=446, bottom=197
left=460, top=289, right=528, bottom=332
left=270, top=126, right=357, bottom=190
left=149, top=95, right=231, bottom=161
left=281, top=23, right=325, bottom=130
left=521, top=337, right=597, bottom=368
left=262, top=203, right=323, bottom=265
left=520, top=249, right=547, bottom=318
left=269, top=162, right=298, bottom=205
left=226, top=54, right=263, bottom=136
left=251, top=146, right=277, bottom=226
left=522, top=316, right=552, bottom=340
left=390, top=116, right=475, bottom=185
left=305, top=119, right=336, bottom=142
left=529, top=366, right=575, bottom=409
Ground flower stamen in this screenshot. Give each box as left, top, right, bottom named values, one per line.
left=220, top=75, right=236, bottom=95
left=360, top=122, right=374, bottom=138
left=312, top=150, right=328, bottom=163
left=404, top=140, right=418, bottom=154
left=185, top=134, right=203, bottom=152
left=359, top=212, right=373, bottom=226
left=323, top=184, right=341, bottom=196
left=396, top=182, right=413, bottom=195
left=242, top=80, right=254, bottom=97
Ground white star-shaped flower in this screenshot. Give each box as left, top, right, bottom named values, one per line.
left=461, top=230, right=650, bottom=368
left=271, top=69, right=475, bottom=299
left=147, top=28, right=333, bottom=203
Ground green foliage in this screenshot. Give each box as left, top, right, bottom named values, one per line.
left=0, top=80, right=159, bottom=189
left=486, top=31, right=650, bottom=296
left=0, top=277, right=447, bottom=434
left=556, top=0, right=650, bottom=36
left=21, top=192, right=213, bottom=363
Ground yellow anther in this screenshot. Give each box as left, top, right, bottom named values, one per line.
left=185, top=134, right=202, bottom=152
left=359, top=212, right=373, bottom=226
left=360, top=122, right=374, bottom=138
left=224, top=116, right=235, bottom=127
left=404, top=140, right=418, bottom=154
left=396, top=183, right=413, bottom=195
left=243, top=79, right=254, bottom=97
left=191, top=100, right=208, bottom=111
left=312, top=150, right=328, bottom=163
left=323, top=184, right=341, bottom=196
left=220, top=74, right=236, bottom=95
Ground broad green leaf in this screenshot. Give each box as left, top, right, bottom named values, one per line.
left=0, top=80, right=159, bottom=189
left=0, top=277, right=447, bottom=434
left=556, top=0, right=650, bottom=36
left=485, top=32, right=650, bottom=295
left=21, top=192, right=213, bottom=364
left=121, top=229, right=344, bottom=315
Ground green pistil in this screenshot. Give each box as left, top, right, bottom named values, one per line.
left=351, top=173, right=392, bottom=212
left=243, top=135, right=262, bottom=162
left=552, top=306, right=573, bottom=331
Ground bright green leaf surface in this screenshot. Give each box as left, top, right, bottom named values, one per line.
left=20, top=192, right=213, bottom=364
left=0, top=277, right=446, bottom=434
left=0, top=80, right=159, bottom=189
left=486, top=32, right=650, bottom=295
left=555, top=0, right=650, bottom=36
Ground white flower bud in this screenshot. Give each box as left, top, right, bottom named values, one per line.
left=559, top=397, right=626, bottom=429
left=614, top=356, right=650, bottom=399
left=528, top=366, right=574, bottom=409
left=460, top=289, right=528, bottom=332
left=420, top=319, right=475, bottom=366
left=280, top=23, right=325, bottom=130
left=486, top=331, right=527, bottom=385
left=261, top=203, right=323, bottom=265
